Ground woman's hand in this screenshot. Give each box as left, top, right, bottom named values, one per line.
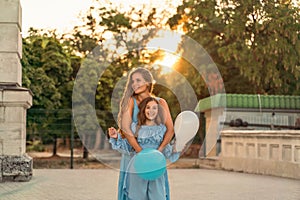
left=108, top=127, right=118, bottom=139
left=157, top=146, right=164, bottom=152
left=158, top=98, right=174, bottom=151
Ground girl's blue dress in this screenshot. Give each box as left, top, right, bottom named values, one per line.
left=110, top=123, right=179, bottom=200
left=113, top=98, right=177, bottom=200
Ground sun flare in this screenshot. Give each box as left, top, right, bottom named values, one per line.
left=154, top=53, right=179, bottom=74
left=146, top=29, right=183, bottom=74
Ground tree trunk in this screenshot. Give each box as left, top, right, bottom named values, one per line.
left=52, top=135, right=57, bottom=156
left=82, top=133, right=89, bottom=159
left=83, top=146, right=89, bottom=159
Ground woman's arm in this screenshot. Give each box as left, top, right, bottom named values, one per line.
left=157, top=98, right=174, bottom=152
left=121, top=97, right=143, bottom=153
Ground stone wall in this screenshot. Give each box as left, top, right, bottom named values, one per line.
left=0, top=154, right=32, bottom=182
left=0, top=0, right=22, bottom=86
left=221, top=130, right=300, bottom=179
left=0, top=0, right=33, bottom=182
left=0, top=89, right=32, bottom=156
left=202, top=108, right=224, bottom=157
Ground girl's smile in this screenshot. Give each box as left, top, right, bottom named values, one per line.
left=145, top=101, right=158, bottom=121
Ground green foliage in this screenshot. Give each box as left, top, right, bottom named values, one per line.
left=26, top=140, right=45, bottom=152
left=22, top=30, right=73, bottom=109
left=169, top=0, right=300, bottom=95
left=22, top=30, right=75, bottom=153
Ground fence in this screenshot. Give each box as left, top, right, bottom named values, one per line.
left=26, top=108, right=117, bottom=168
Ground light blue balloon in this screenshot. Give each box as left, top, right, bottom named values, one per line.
left=133, top=148, right=166, bottom=180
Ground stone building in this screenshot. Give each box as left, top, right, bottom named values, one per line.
left=196, top=94, right=300, bottom=156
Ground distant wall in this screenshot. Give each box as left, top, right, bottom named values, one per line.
left=225, top=109, right=300, bottom=130
left=221, top=130, right=300, bottom=179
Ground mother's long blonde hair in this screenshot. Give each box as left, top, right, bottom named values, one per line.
left=117, top=67, right=154, bottom=132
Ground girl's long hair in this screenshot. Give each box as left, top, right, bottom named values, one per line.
left=135, top=97, right=164, bottom=137
left=117, top=67, right=154, bottom=133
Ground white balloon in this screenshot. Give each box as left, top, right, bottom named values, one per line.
left=174, top=111, right=200, bottom=152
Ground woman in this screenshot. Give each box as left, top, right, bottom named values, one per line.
left=109, top=97, right=179, bottom=200
left=112, top=67, right=174, bottom=200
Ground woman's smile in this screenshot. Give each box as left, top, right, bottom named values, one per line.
left=131, top=73, right=148, bottom=93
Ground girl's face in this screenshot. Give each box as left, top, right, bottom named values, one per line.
left=144, top=100, right=158, bottom=121
left=131, top=72, right=148, bottom=94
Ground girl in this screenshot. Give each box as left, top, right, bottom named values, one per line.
left=111, top=67, right=174, bottom=200
left=109, top=97, right=179, bottom=200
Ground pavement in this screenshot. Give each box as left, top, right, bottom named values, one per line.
left=0, top=168, right=299, bottom=200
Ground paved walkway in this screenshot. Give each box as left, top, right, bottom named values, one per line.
left=0, top=168, right=299, bottom=200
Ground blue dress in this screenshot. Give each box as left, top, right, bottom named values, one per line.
left=114, top=98, right=176, bottom=200
left=110, top=123, right=179, bottom=200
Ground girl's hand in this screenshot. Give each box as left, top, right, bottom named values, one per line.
left=108, top=127, right=118, bottom=139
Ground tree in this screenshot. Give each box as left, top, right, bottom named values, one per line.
left=66, top=3, right=180, bottom=157
left=168, top=0, right=300, bottom=95
left=22, top=29, right=74, bottom=156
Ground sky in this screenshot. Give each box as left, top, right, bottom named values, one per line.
left=20, top=0, right=94, bottom=36
left=20, top=0, right=182, bottom=37
left=20, top=0, right=183, bottom=70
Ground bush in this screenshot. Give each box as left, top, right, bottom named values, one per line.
left=26, top=140, right=45, bottom=152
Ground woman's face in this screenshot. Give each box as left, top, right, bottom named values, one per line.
left=131, top=72, right=148, bottom=94
left=144, top=100, right=158, bottom=121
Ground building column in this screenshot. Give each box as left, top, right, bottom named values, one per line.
left=0, top=0, right=33, bottom=182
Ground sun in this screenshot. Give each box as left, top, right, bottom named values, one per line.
left=154, top=53, right=179, bottom=74
left=146, top=29, right=182, bottom=74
